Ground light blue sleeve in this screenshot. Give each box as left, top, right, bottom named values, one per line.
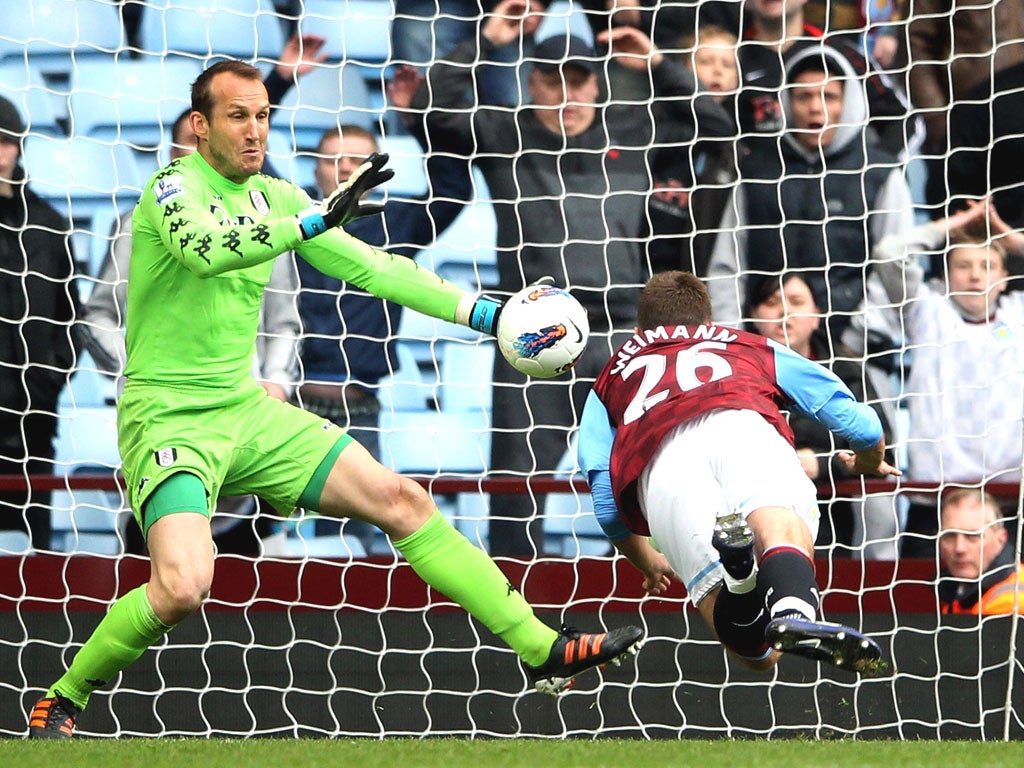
left=577, top=390, right=632, bottom=543
left=769, top=339, right=883, bottom=451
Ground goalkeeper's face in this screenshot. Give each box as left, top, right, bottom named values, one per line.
left=194, top=71, right=270, bottom=184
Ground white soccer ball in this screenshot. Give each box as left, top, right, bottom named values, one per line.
left=496, top=285, right=590, bottom=378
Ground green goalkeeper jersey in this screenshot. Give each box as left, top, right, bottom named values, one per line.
left=125, top=152, right=465, bottom=390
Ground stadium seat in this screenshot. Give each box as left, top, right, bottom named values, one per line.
left=138, top=0, right=286, bottom=63
left=295, top=0, right=393, bottom=69
left=542, top=437, right=608, bottom=558
left=0, top=531, right=31, bottom=554
left=379, top=409, right=490, bottom=475
left=452, top=490, right=489, bottom=549
left=377, top=341, right=433, bottom=413
left=53, top=405, right=121, bottom=475
left=266, top=129, right=311, bottom=189
left=59, top=350, right=118, bottom=410
left=22, top=135, right=145, bottom=224
left=49, top=488, right=127, bottom=555
left=0, top=0, right=124, bottom=77
left=378, top=134, right=428, bottom=197
left=421, top=168, right=498, bottom=291
left=275, top=64, right=376, bottom=149
left=283, top=518, right=368, bottom=559
left=50, top=404, right=125, bottom=555
left=68, top=57, right=201, bottom=148
left=437, top=340, right=494, bottom=414
left=0, top=61, right=64, bottom=136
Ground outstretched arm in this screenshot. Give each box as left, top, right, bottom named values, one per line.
left=771, top=340, right=900, bottom=477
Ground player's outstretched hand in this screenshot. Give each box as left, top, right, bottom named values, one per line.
left=297, top=153, right=394, bottom=240
left=838, top=439, right=902, bottom=477
left=323, top=152, right=394, bottom=225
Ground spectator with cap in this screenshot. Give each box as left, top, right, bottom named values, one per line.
left=0, top=95, right=82, bottom=551
left=411, top=0, right=733, bottom=556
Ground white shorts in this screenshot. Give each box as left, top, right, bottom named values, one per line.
left=638, top=409, right=820, bottom=607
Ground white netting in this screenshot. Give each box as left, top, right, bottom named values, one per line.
left=1, top=0, right=1023, bottom=740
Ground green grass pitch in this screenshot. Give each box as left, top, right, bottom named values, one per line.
left=3, top=738, right=1024, bottom=768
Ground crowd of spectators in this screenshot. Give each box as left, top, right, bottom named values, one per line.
left=2, top=0, right=1023, bottom=605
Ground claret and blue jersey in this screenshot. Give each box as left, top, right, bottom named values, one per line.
left=578, top=324, right=884, bottom=541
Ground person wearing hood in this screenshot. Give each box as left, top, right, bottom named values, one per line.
left=705, top=44, right=915, bottom=348
left=938, top=488, right=1024, bottom=615
left=0, top=95, right=82, bottom=551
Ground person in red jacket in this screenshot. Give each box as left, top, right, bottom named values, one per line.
left=938, top=488, right=1024, bottom=615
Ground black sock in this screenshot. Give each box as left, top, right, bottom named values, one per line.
left=713, top=587, right=770, bottom=659
left=758, top=545, right=819, bottom=621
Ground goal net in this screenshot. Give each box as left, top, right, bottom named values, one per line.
left=1, top=0, right=1023, bottom=740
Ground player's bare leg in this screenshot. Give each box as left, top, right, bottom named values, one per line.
left=313, top=439, right=643, bottom=694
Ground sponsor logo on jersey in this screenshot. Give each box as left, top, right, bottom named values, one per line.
left=154, top=447, right=178, bottom=467
left=249, top=190, right=270, bottom=215
left=154, top=175, right=184, bottom=204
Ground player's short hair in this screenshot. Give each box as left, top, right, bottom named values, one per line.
left=941, top=487, right=1006, bottom=531
left=637, top=271, right=712, bottom=329
left=191, top=60, right=264, bottom=119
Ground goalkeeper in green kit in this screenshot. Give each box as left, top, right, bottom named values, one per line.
left=28, top=60, right=642, bottom=738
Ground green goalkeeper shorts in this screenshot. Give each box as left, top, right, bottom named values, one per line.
left=117, top=379, right=352, bottom=533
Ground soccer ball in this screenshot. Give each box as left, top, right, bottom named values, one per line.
left=496, top=285, right=590, bottom=378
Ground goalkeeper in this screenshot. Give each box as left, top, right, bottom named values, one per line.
left=28, top=60, right=642, bottom=739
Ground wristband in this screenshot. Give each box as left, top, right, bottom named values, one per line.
left=296, top=210, right=327, bottom=240
left=469, top=296, right=503, bottom=335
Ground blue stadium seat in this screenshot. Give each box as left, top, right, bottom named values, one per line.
left=275, top=64, right=376, bottom=149
left=139, top=0, right=286, bottom=63
left=0, top=531, right=31, bottom=554
left=22, top=135, right=144, bottom=224
left=379, top=409, right=490, bottom=474
left=59, top=350, right=118, bottom=410
left=542, top=437, right=609, bottom=557
left=51, top=405, right=125, bottom=554
left=68, top=57, right=201, bottom=148
left=378, top=134, right=428, bottom=197
left=0, top=0, right=124, bottom=77
left=421, top=168, right=498, bottom=291
left=266, top=129, right=311, bottom=189
left=295, top=0, right=393, bottom=69
left=0, top=61, right=63, bottom=136
left=437, top=340, right=493, bottom=414
left=283, top=518, right=368, bottom=559
left=377, top=341, right=433, bottom=413
left=49, top=491, right=126, bottom=555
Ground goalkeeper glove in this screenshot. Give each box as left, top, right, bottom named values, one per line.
left=296, top=152, right=395, bottom=240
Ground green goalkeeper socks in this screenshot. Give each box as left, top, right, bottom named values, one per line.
left=47, top=584, right=171, bottom=711
left=394, top=510, right=557, bottom=667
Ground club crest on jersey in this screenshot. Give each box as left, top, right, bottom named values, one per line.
left=250, top=190, right=270, bottom=215
left=154, top=175, right=184, bottom=205
left=154, top=447, right=178, bottom=467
